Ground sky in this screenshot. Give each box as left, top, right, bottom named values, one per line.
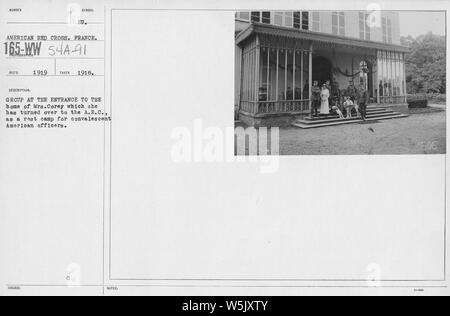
left=399, top=11, right=446, bottom=38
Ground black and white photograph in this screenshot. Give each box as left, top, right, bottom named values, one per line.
left=235, top=10, right=446, bottom=155
left=0, top=0, right=448, bottom=298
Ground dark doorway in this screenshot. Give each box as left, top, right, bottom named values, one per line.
left=312, top=56, right=332, bottom=86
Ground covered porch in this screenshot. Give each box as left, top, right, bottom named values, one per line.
left=236, top=22, right=410, bottom=127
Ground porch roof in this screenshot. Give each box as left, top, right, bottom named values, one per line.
left=236, top=22, right=411, bottom=53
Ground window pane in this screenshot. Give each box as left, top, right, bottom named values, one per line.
left=396, top=54, right=399, bottom=96
left=287, top=50, right=294, bottom=100
left=377, top=53, right=383, bottom=98
left=332, top=12, right=338, bottom=25
left=259, top=47, right=269, bottom=101
left=387, top=19, right=392, bottom=43
left=332, top=12, right=338, bottom=35
left=243, top=52, right=248, bottom=101
left=274, top=12, right=283, bottom=26
left=251, top=12, right=261, bottom=22
left=302, top=12, right=309, bottom=30
left=303, top=51, right=310, bottom=99
left=339, top=12, right=345, bottom=36
left=403, top=54, right=406, bottom=95
left=238, top=12, right=250, bottom=21
left=385, top=53, right=389, bottom=96
left=387, top=54, right=390, bottom=96
left=382, top=17, right=387, bottom=42
left=392, top=53, right=397, bottom=96
left=359, top=12, right=365, bottom=39
left=339, top=13, right=345, bottom=27
left=269, top=48, right=277, bottom=101
left=295, top=51, right=302, bottom=99
left=248, top=50, right=252, bottom=101
left=284, top=11, right=293, bottom=27
left=293, top=11, right=301, bottom=29
left=278, top=49, right=286, bottom=100
left=332, top=12, right=338, bottom=24
left=312, top=12, right=320, bottom=31
left=261, top=11, right=271, bottom=24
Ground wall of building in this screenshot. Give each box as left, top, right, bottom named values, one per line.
left=314, top=11, right=400, bottom=44
left=234, top=11, right=403, bottom=106
left=236, top=11, right=401, bottom=45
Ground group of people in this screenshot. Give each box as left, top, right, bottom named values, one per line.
left=310, top=80, right=369, bottom=121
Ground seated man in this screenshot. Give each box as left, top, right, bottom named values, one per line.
left=346, top=83, right=358, bottom=103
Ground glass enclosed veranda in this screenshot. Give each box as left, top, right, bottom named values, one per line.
left=376, top=50, right=407, bottom=104
left=237, top=26, right=409, bottom=117
left=239, top=35, right=312, bottom=116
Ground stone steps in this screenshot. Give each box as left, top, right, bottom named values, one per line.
left=305, top=109, right=394, bottom=121
left=292, top=108, right=408, bottom=129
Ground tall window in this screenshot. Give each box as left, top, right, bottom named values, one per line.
left=273, top=11, right=293, bottom=27
left=251, top=11, right=271, bottom=23
left=259, top=47, right=310, bottom=101
left=294, top=11, right=310, bottom=30
left=332, top=11, right=345, bottom=36
left=286, top=50, right=294, bottom=100
left=359, top=12, right=371, bottom=40
left=273, top=12, right=283, bottom=26
left=259, top=48, right=269, bottom=101
left=382, top=17, right=392, bottom=43
left=251, top=12, right=260, bottom=22
left=312, top=12, right=320, bottom=31
left=302, top=12, right=309, bottom=30
left=387, top=19, right=393, bottom=43
left=285, top=12, right=293, bottom=27
left=277, top=49, right=286, bottom=100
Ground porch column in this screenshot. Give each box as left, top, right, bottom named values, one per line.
left=308, top=42, right=313, bottom=111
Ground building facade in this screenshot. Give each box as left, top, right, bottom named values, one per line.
left=235, top=11, right=410, bottom=126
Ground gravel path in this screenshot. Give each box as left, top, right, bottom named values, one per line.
left=279, top=109, right=446, bottom=155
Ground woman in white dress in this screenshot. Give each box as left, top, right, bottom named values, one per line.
left=320, top=85, right=330, bottom=115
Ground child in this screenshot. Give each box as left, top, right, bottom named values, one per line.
left=343, top=96, right=355, bottom=119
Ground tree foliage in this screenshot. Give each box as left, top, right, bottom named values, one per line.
left=401, top=33, right=446, bottom=94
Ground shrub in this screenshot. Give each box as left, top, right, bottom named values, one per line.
left=407, top=94, right=428, bottom=108
left=426, top=93, right=446, bottom=104
left=407, top=93, right=446, bottom=107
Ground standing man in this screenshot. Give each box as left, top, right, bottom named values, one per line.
left=358, top=85, right=369, bottom=120
left=310, top=80, right=321, bottom=117
left=324, top=80, right=332, bottom=93
left=346, top=82, right=358, bottom=103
